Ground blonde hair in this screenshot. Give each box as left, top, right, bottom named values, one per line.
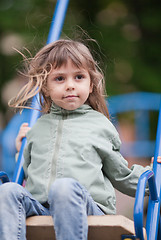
left=9, top=39, right=109, bottom=118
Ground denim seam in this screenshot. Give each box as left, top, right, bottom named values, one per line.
left=17, top=192, right=24, bottom=240
left=78, top=195, right=83, bottom=240
left=78, top=185, right=88, bottom=240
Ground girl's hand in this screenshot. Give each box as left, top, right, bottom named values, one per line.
left=16, top=123, right=31, bottom=152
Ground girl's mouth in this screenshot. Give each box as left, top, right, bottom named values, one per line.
left=64, top=95, right=78, bottom=99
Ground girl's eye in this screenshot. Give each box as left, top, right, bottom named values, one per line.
left=55, top=76, right=64, bottom=82
left=75, top=74, right=84, bottom=80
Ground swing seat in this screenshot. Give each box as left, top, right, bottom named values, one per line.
left=26, top=215, right=146, bottom=240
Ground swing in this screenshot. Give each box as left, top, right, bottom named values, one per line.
left=1, top=0, right=160, bottom=239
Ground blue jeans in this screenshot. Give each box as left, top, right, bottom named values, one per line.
left=0, top=178, right=104, bottom=240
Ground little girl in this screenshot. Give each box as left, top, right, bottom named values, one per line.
left=0, top=39, right=150, bottom=240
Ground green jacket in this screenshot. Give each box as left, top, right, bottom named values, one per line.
left=23, top=104, right=150, bottom=214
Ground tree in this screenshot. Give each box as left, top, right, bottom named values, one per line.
left=0, top=0, right=161, bottom=124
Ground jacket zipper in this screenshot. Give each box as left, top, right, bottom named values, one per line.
left=48, top=111, right=67, bottom=191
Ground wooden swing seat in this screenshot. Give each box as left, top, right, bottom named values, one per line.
left=26, top=215, right=146, bottom=240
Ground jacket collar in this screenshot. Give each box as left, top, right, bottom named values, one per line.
left=50, top=103, right=92, bottom=116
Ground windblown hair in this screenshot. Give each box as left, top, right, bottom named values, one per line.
left=9, top=39, right=109, bottom=118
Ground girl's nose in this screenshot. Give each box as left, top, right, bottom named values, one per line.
left=66, top=79, right=75, bottom=90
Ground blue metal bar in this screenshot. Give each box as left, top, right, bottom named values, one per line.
left=12, top=138, right=27, bottom=184
left=47, top=0, right=69, bottom=44
left=134, top=170, right=159, bottom=240
left=153, top=102, right=161, bottom=175
left=11, top=0, right=70, bottom=184
left=108, top=92, right=161, bottom=114
left=145, top=101, right=161, bottom=240
left=148, top=173, right=159, bottom=201
left=12, top=96, right=41, bottom=183
left=134, top=101, right=161, bottom=240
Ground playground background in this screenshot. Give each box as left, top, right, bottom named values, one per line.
left=0, top=0, right=161, bottom=220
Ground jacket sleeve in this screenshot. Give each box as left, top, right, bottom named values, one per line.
left=98, top=131, right=151, bottom=197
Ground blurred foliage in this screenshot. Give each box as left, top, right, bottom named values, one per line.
left=0, top=0, right=161, bottom=124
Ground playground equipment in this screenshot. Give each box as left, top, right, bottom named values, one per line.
left=0, top=0, right=161, bottom=239
left=109, top=92, right=161, bottom=239
left=108, top=92, right=161, bottom=158
left=133, top=97, right=161, bottom=240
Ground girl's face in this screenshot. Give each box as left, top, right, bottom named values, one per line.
left=46, top=59, right=93, bottom=110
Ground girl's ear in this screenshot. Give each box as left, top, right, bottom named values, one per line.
left=89, top=82, right=93, bottom=93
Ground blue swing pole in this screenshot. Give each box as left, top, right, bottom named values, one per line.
left=145, top=101, right=161, bottom=240
left=11, top=0, right=70, bottom=184
left=134, top=100, right=161, bottom=240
